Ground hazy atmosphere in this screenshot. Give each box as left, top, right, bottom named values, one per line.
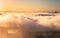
left=0, top=0, right=60, bottom=38
left=0, top=0, right=60, bottom=12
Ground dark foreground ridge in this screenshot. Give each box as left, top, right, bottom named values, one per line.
left=29, top=31, right=60, bottom=38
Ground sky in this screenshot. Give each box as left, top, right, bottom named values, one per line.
left=0, top=0, right=60, bottom=12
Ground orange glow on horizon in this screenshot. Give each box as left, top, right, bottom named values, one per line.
left=0, top=0, right=60, bottom=12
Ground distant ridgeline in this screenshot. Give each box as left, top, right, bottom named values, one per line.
left=0, top=11, right=49, bottom=13
left=49, top=11, right=60, bottom=13
left=0, top=11, right=60, bottom=13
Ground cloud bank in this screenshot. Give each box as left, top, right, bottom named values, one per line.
left=0, top=13, right=60, bottom=38
left=0, top=13, right=60, bottom=32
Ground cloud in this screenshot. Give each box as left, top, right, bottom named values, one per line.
left=32, top=13, right=60, bottom=31
left=0, top=13, right=60, bottom=33
left=0, top=13, right=60, bottom=38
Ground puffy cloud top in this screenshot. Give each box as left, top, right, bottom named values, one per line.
left=0, top=13, right=60, bottom=33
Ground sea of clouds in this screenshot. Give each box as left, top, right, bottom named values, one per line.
left=0, top=13, right=60, bottom=38
left=0, top=13, right=60, bottom=32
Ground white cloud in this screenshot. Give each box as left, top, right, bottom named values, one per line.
left=1, top=13, right=60, bottom=38
left=0, top=13, right=60, bottom=33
